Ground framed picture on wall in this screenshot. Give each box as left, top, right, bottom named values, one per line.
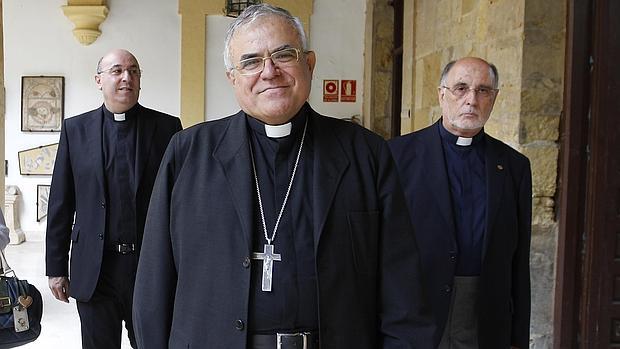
left=17, top=143, right=58, bottom=175
left=36, top=184, right=51, bottom=222
left=21, top=76, right=64, bottom=132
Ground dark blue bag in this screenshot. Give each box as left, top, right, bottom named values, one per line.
left=0, top=252, right=42, bottom=348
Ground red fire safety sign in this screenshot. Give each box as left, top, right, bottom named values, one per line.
left=340, top=80, right=356, bottom=102
left=323, top=80, right=339, bottom=102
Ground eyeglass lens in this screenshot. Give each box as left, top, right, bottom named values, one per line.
left=100, top=66, right=141, bottom=76
left=236, top=48, right=300, bottom=75
left=445, top=85, right=495, bottom=98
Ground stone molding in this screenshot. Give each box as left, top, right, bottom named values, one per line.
left=62, top=0, right=109, bottom=46
left=4, top=186, right=24, bottom=245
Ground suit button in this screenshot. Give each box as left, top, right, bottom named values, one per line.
left=98, top=233, right=104, bottom=240
left=444, top=285, right=452, bottom=293
left=242, top=257, right=251, bottom=268
left=100, top=202, right=105, bottom=208
left=449, top=253, right=457, bottom=262
left=234, top=319, right=244, bottom=331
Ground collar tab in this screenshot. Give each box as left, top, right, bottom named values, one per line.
left=264, top=123, right=292, bottom=138
left=456, top=137, right=473, bottom=146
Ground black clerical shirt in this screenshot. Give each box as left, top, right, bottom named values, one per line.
left=246, top=108, right=318, bottom=334
left=102, top=105, right=138, bottom=249
left=439, top=122, right=486, bottom=276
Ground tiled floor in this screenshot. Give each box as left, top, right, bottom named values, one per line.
left=4, top=235, right=132, bottom=348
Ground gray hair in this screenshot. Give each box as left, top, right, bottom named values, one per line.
left=439, top=59, right=499, bottom=89
left=223, top=4, right=308, bottom=71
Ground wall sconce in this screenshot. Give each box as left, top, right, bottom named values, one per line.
left=224, top=0, right=262, bottom=18
left=62, top=0, right=109, bottom=46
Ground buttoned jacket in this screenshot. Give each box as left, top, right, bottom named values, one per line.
left=133, top=106, right=435, bottom=349
left=388, top=121, right=532, bottom=349
left=45, top=104, right=182, bottom=301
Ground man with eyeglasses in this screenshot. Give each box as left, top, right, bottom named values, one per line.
left=45, top=48, right=182, bottom=348
left=133, top=4, right=434, bottom=349
left=389, top=57, right=532, bottom=349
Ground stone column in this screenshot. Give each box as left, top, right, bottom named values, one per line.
left=4, top=186, right=25, bottom=244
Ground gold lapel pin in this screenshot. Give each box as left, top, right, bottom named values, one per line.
left=497, top=164, right=504, bottom=170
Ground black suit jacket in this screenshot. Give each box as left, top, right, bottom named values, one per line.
left=388, top=121, right=531, bottom=349
left=133, top=107, right=435, bottom=349
left=45, top=104, right=182, bottom=302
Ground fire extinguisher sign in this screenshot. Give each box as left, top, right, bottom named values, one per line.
left=340, top=80, right=356, bottom=102
left=323, top=80, right=339, bottom=102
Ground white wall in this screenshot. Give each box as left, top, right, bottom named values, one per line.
left=205, top=15, right=238, bottom=120
left=308, top=0, right=365, bottom=119
left=204, top=0, right=366, bottom=121
left=3, top=0, right=181, bottom=235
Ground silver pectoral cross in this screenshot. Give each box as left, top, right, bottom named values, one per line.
left=251, top=243, right=281, bottom=292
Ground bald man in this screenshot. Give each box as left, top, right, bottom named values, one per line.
left=45, top=49, right=182, bottom=348
left=389, top=57, right=532, bottom=348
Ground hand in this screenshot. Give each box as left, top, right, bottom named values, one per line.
left=48, top=276, right=70, bottom=303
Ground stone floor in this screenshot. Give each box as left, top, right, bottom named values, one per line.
left=4, top=235, right=131, bottom=348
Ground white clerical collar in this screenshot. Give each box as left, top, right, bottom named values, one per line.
left=456, top=137, right=473, bottom=146
left=264, top=122, right=292, bottom=138
left=114, top=113, right=126, bottom=122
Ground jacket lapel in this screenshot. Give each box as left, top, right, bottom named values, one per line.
left=135, top=104, right=156, bottom=195
left=88, top=107, right=105, bottom=196
left=311, top=114, right=349, bottom=251
left=423, top=125, right=457, bottom=236
left=213, top=112, right=254, bottom=253
left=483, top=136, right=506, bottom=260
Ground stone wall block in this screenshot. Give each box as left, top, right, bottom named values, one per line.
left=529, top=222, right=558, bottom=348
left=414, top=0, right=437, bottom=56
left=420, top=53, right=441, bottom=109
left=521, top=115, right=560, bottom=143
left=435, top=0, right=454, bottom=22
left=494, top=87, right=522, bottom=116
left=532, top=196, right=555, bottom=225
left=525, top=0, right=566, bottom=33
left=521, top=82, right=563, bottom=116
left=375, top=14, right=393, bottom=42
left=486, top=34, right=525, bottom=84
left=487, top=0, right=525, bottom=37
left=411, top=106, right=437, bottom=132
left=462, top=0, right=478, bottom=15
left=485, top=113, right=520, bottom=145
left=375, top=39, right=394, bottom=71
left=451, top=42, right=475, bottom=61
left=371, top=71, right=391, bottom=139
left=520, top=143, right=558, bottom=198
left=437, top=10, right=475, bottom=50
left=373, top=73, right=391, bottom=110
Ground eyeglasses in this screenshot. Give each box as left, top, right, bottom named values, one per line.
left=233, top=48, right=303, bottom=76
left=441, top=85, right=498, bottom=99
left=97, top=66, right=142, bottom=77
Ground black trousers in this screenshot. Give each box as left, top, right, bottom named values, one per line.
left=76, top=251, right=138, bottom=349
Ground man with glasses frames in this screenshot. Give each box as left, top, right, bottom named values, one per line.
left=133, top=4, right=434, bottom=349
left=389, top=57, right=532, bottom=349
left=46, top=49, right=182, bottom=348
